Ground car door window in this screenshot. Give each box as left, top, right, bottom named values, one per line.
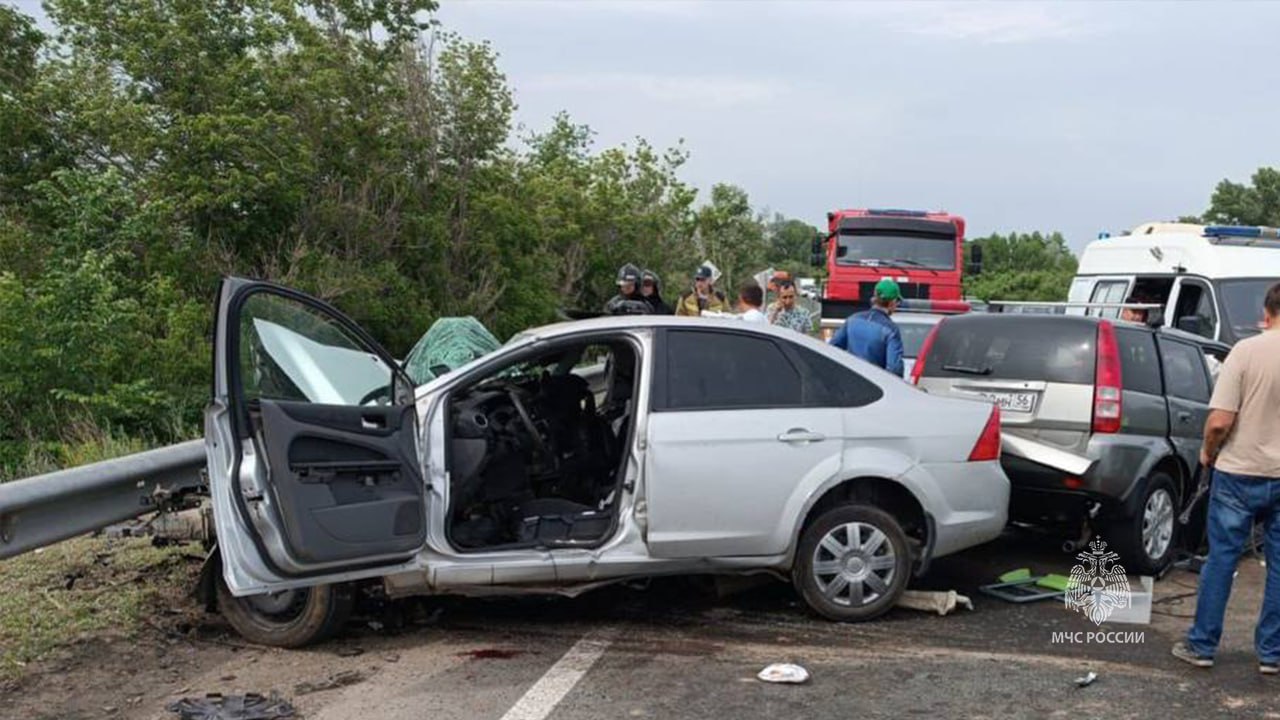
left=1089, top=280, right=1130, bottom=318
left=1159, top=338, right=1210, bottom=403
left=238, top=292, right=394, bottom=406
left=1115, top=328, right=1162, bottom=396
left=1173, top=281, right=1218, bottom=339
left=788, top=346, right=883, bottom=407
left=659, top=330, right=802, bottom=410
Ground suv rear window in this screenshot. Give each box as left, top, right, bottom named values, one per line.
left=921, top=316, right=1097, bottom=385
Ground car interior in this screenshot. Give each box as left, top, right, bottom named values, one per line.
left=445, top=339, right=639, bottom=552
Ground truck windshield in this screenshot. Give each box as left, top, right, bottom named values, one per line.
left=1220, top=278, right=1275, bottom=340
left=835, top=233, right=956, bottom=270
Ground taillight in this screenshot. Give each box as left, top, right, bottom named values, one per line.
left=968, top=405, right=1001, bottom=462
left=1092, top=321, right=1123, bottom=434
left=910, top=323, right=942, bottom=385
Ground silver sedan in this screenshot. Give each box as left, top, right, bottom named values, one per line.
left=205, top=277, right=1010, bottom=647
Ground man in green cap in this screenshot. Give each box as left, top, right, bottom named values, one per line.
left=830, top=278, right=905, bottom=376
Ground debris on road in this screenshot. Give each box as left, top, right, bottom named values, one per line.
left=458, top=648, right=526, bottom=660
left=166, top=692, right=296, bottom=719
left=334, top=646, right=365, bottom=658
left=980, top=569, right=1068, bottom=603
left=757, top=663, right=810, bottom=684
left=1075, top=671, right=1098, bottom=688
left=295, top=670, right=368, bottom=696
left=896, top=590, right=974, bottom=616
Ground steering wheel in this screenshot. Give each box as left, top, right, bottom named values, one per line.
left=359, top=383, right=393, bottom=407
left=507, top=388, right=558, bottom=471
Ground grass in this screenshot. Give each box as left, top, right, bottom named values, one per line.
left=0, top=535, right=203, bottom=682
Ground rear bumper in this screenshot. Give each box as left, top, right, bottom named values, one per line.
left=1000, top=442, right=1162, bottom=523
left=909, top=460, right=1010, bottom=558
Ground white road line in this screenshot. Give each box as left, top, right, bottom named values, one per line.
left=499, top=630, right=615, bottom=720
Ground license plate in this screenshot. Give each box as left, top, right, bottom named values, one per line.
left=978, top=391, right=1036, bottom=413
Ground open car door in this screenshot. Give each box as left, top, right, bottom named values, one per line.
left=206, top=278, right=427, bottom=595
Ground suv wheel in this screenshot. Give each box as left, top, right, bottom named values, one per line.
left=1110, top=472, right=1178, bottom=575
left=793, top=504, right=911, bottom=621
left=216, top=573, right=354, bottom=648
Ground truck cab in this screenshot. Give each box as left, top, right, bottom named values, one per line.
left=812, top=209, right=968, bottom=321
left=1069, top=222, right=1280, bottom=346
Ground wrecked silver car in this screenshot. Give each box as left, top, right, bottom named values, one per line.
left=206, top=277, right=1009, bottom=646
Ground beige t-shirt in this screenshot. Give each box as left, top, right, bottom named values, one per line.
left=1209, top=330, right=1280, bottom=478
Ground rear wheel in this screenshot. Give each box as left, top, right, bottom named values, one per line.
left=792, top=504, right=911, bottom=622
left=215, top=573, right=354, bottom=648
left=1109, top=472, right=1177, bottom=575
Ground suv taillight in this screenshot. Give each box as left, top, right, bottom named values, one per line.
left=910, top=323, right=942, bottom=385
left=968, top=405, right=1001, bottom=462
left=1092, top=321, right=1123, bottom=434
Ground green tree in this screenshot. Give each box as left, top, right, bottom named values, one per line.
left=1202, top=167, right=1280, bottom=227
left=964, top=231, right=1078, bottom=301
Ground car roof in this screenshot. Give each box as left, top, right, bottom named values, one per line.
left=521, top=314, right=809, bottom=343
left=892, top=312, right=946, bottom=324
left=934, top=311, right=1231, bottom=351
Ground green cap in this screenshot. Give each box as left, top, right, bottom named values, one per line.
left=874, top=278, right=902, bottom=302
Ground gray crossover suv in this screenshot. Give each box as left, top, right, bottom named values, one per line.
left=914, top=314, right=1228, bottom=574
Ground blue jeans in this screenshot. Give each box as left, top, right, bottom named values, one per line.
left=1186, top=469, right=1280, bottom=662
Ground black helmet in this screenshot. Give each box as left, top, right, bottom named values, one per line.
left=616, top=263, right=641, bottom=286
left=641, top=269, right=659, bottom=286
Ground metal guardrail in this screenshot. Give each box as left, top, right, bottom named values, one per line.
left=0, top=439, right=207, bottom=560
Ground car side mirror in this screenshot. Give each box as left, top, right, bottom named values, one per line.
left=966, top=244, right=983, bottom=276
left=1144, top=307, right=1165, bottom=328
left=1176, top=316, right=1207, bottom=337
left=810, top=233, right=825, bottom=267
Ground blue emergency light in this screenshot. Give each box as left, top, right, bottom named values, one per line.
left=1204, top=225, right=1280, bottom=240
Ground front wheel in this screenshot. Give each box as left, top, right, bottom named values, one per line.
left=215, top=573, right=354, bottom=648
left=1108, top=472, right=1178, bottom=575
left=792, top=504, right=912, bottom=622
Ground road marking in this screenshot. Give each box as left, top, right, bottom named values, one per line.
left=499, top=630, right=614, bottom=720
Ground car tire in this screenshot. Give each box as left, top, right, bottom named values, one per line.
left=215, top=572, right=354, bottom=648
left=1109, top=471, right=1178, bottom=575
left=792, top=504, right=912, bottom=622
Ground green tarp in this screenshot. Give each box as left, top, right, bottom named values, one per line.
left=403, top=317, right=502, bottom=385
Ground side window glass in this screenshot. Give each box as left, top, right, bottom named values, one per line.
left=1115, top=329, right=1162, bottom=396
left=1089, top=280, right=1129, bottom=318
left=662, top=331, right=802, bottom=410
left=1174, top=282, right=1217, bottom=339
left=1159, top=339, right=1210, bottom=404
left=239, top=292, right=393, bottom=406
left=790, top=346, right=884, bottom=408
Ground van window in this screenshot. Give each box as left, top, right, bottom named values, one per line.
left=1089, top=280, right=1130, bottom=318
left=921, top=316, right=1096, bottom=385
left=1115, top=328, right=1162, bottom=396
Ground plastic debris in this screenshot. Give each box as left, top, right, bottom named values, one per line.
left=757, top=663, right=810, bottom=684
left=294, top=670, right=367, bottom=696
left=166, top=693, right=295, bottom=719
left=896, top=590, right=974, bottom=616
left=1075, top=671, right=1098, bottom=688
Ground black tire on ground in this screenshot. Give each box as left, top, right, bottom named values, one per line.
left=792, top=504, right=912, bottom=622
left=215, top=573, right=354, bottom=648
left=1108, top=471, right=1178, bottom=575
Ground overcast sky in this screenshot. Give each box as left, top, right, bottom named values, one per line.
left=15, top=0, right=1280, bottom=249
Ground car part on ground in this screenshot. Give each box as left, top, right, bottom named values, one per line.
left=166, top=693, right=296, bottom=720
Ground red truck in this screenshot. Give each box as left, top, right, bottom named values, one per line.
left=811, top=208, right=977, bottom=320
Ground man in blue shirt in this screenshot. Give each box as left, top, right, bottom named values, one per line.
left=830, top=278, right=905, bottom=376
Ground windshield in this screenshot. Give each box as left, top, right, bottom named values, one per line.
left=835, top=232, right=956, bottom=270
left=1220, top=278, right=1275, bottom=340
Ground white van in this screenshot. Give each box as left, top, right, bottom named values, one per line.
left=1068, top=222, right=1280, bottom=346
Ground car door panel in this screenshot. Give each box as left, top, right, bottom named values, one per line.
left=207, top=277, right=427, bottom=594
left=645, top=408, right=842, bottom=558
left=1157, top=337, right=1212, bottom=476
left=254, top=400, right=424, bottom=566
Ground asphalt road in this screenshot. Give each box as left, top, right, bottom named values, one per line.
left=100, top=529, right=1276, bottom=720
left=9, top=529, right=1279, bottom=720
